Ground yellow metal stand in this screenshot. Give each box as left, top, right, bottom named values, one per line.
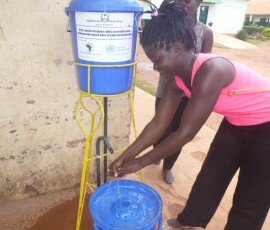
left=74, top=62, right=144, bottom=230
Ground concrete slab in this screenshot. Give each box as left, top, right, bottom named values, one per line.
left=131, top=87, right=270, bottom=229
left=214, top=33, right=258, bottom=49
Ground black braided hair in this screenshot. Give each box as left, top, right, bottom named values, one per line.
left=141, top=0, right=197, bottom=51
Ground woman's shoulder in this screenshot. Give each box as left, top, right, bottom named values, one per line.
left=196, top=54, right=231, bottom=70
left=193, top=55, right=235, bottom=90
left=194, top=54, right=235, bottom=80
left=195, top=22, right=212, bottom=35
left=196, top=21, right=210, bottom=29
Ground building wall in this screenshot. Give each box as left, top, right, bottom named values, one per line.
left=245, top=15, right=270, bottom=26
left=0, top=0, right=132, bottom=200
left=252, top=16, right=264, bottom=23
left=201, top=0, right=248, bottom=34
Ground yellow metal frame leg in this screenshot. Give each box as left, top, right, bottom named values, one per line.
left=75, top=95, right=104, bottom=230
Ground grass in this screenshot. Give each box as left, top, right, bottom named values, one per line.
left=213, top=42, right=229, bottom=49
left=245, top=38, right=270, bottom=46
left=135, top=80, right=156, bottom=96
left=247, top=39, right=264, bottom=46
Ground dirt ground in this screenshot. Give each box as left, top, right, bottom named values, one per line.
left=29, top=195, right=92, bottom=230
left=0, top=187, right=94, bottom=230
left=1, top=41, right=270, bottom=230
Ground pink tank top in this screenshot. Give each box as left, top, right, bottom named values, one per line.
left=175, top=54, right=270, bottom=126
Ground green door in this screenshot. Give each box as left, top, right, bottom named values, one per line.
left=199, top=6, right=209, bottom=25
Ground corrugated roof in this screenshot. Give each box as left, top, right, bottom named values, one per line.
left=246, top=0, right=270, bottom=15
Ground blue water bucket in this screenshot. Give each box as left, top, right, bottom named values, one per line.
left=89, top=179, right=163, bottom=230
left=66, top=0, right=143, bottom=95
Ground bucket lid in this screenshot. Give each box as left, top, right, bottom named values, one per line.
left=66, top=0, right=143, bottom=13
left=89, top=179, right=163, bottom=229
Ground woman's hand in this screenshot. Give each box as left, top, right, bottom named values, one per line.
left=109, top=155, right=126, bottom=177
left=116, top=157, right=144, bottom=177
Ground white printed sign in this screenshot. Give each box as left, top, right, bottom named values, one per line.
left=75, top=12, right=135, bottom=62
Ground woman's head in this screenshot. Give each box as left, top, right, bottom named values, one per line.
left=141, top=0, right=196, bottom=51
left=140, top=0, right=197, bottom=77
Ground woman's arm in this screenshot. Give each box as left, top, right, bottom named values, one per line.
left=117, top=58, right=235, bottom=175
left=109, top=79, right=183, bottom=174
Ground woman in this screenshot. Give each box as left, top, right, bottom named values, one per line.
left=154, top=0, right=213, bottom=184
left=110, top=0, right=270, bottom=229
